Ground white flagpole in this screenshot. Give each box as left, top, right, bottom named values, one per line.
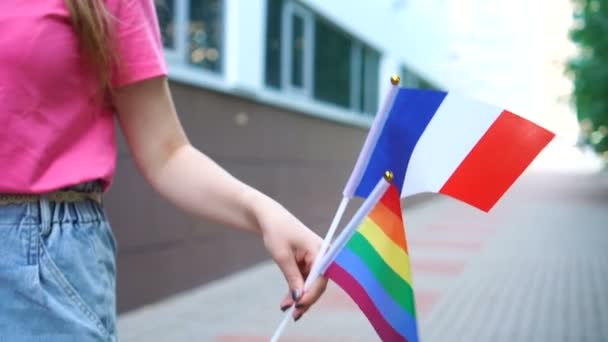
left=306, top=197, right=349, bottom=285
left=342, top=75, right=401, bottom=198
left=269, top=173, right=393, bottom=342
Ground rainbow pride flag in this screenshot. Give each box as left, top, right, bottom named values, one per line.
left=324, top=182, right=418, bottom=342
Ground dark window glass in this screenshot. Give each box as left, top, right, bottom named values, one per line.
left=313, top=19, right=352, bottom=108
left=400, top=65, right=436, bottom=89
left=291, top=14, right=305, bottom=88
left=400, top=65, right=420, bottom=88
left=265, top=0, right=283, bottom=88
left=419, top=78, right=436, bottom=89
left=189, top=0, right=223, bottom=72
left=156, top=0, right=175, bottom=49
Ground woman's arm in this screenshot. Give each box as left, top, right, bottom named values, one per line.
left=112, top=75, right=326, bottom=319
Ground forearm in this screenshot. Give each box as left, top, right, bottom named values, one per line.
left=112, top=76, right=283, bottom=234
left=146, top=143, right=269, bottom=234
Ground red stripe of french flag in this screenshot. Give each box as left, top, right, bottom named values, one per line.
left=440, top=110, right=555, bottom=211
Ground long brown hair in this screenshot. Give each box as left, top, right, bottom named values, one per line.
left=65, top=0, right=115, bottom=94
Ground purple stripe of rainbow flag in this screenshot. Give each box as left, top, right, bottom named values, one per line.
left=325, top=184, right=418, bottom=342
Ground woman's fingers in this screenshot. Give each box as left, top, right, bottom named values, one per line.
left=280, top=291, right=294, bottom=311
left=267, top=240, right=306, bottom=307
left=291, top=275, right=328, bottom=321
left=277, top=263, right=328, bottom=321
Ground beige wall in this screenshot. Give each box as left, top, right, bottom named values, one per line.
left=105, top=81, right=369, bottom=313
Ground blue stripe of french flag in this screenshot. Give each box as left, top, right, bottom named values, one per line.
left=343, top=87, right=555, bottom=212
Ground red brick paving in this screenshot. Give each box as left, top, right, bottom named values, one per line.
left=409, top=239, right=484, bottom=251
left=422, top=224, right=497, bottom=235
left=216, top=336, right=357, bottom=342
left=414, top=289, right=441, bottom=315
left=317, top=284, right=440, bottom=317
left=411, top=259, right=466, bottom=276
left=315, top=284, right=358, bottom=311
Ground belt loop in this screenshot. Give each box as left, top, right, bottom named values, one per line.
left=39, top=195, right=52, bottom=237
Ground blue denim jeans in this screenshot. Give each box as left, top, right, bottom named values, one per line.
left=0, top=182, right=117, bottom=341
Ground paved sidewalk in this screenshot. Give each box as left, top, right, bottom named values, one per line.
left=118, top=170, right=608, bottom=341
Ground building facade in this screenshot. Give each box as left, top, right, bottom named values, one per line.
left=108, top=0, right=446, bottom=313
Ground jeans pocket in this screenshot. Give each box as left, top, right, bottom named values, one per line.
left=38, top=220, right=117, bottom=340
left=39, top=241, right=112, bottom=340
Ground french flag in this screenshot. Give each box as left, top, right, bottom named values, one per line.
left=343, top=87, right=555, bottom=212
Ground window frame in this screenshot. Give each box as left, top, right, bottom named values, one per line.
left=349, top=42, right=363, bottom=111
left=162, top=0, right=188, bottom=64
left=349, top=42, right=381, bottom=115
left=280, top=1, right=314, bottom=97
left=360, top=46, right=380, bottom=115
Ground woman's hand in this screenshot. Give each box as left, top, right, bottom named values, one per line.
left=252, top=194, right=328, bottom=321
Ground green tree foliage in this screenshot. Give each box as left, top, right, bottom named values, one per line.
left=567, top=0, right=608, bottom=158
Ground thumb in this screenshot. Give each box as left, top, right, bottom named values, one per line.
left=275, top=249, right=305, bottom=302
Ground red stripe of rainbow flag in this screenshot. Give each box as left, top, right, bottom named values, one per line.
left=324, top=183, right=418, bottom=342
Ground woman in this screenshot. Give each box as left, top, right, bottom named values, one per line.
left=0, top=0, right=328, bottom=340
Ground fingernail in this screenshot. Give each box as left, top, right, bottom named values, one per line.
left=294, top=313, right=303, bottom=322
left=280, top=304, right=290, bottom=312
left=291, top=289, right=301, bottom=301
left=295, top=303, right=304, bottom=309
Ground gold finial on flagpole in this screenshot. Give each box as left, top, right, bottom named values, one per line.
left=390, top=74, right=401, bottom=85
left=384, top=170, right=394, bottom=182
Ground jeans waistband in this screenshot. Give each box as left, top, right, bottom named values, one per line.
left=59, top=180, right=104, bottom=193
left=0, top=181, right=103, bottom=206
left=0, top=181, right=106, bottom=227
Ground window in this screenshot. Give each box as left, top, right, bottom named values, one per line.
left=265, top=0, right=283, bottom=88
left=290, top=14, right=305, bottom=88
left=314, top=19, right=352, bottom=108
left=357, top=46, right=380, bottom=115
left=280, top=2, right=313, bottom=95
left=265, top=0, right=380, bottom=115
left=156, top=0, right=176, bottom=49
left=188, top=0, right=223, bottom=72
left=155, top=0, right=224, bottom=74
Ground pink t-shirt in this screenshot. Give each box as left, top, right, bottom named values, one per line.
left=0, top=0, right=167, bottom=193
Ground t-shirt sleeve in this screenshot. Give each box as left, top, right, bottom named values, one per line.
left=107, top=0, right=168, bottom=88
